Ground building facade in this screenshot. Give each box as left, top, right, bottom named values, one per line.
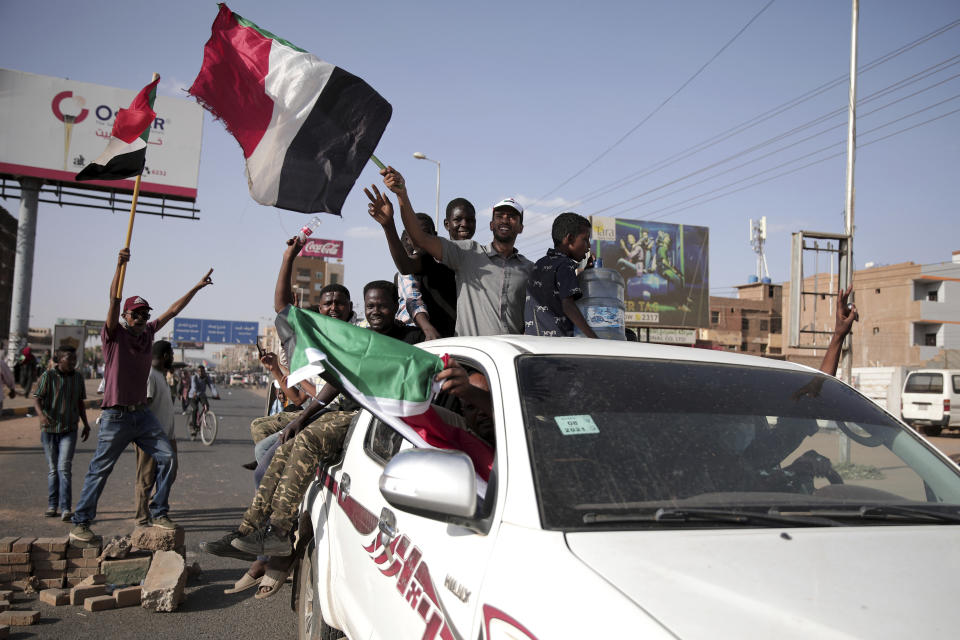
left=291, top=255, right=345, bottom=309
left=699, top=282, right=784, bottom=356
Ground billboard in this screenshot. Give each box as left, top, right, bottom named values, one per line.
left=173, top=318, right=259, bottom=345
left=0, top=68, right=203, bottom=200
left=299, top=238, right=343, bottom=259
left=591, top=216, right=709, bottom=328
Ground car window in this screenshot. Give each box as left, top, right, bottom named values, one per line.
left=517, top=356, right=960, bottom=531
left=905, top=373, right=944, bottom=394
left=953, top=375, right=960, bottom=394
left=364, top=417, right=410, bottom=466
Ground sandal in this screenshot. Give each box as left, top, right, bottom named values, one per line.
left=224, top=571, right=262, bottom=594
left=254, top=566, right=292, bottom=600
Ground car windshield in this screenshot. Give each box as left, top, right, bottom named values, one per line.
left=517, top=355, right=960, bottom=531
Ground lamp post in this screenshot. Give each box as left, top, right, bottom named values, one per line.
left=413, top=152, right=441, bottom=228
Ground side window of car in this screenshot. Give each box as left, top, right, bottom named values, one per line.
left=364, top=418, right=405, bottom=466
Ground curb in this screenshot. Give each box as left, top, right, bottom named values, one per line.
left=0, top=399, right=102, bottom=419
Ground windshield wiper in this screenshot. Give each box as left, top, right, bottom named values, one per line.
left=800, top=504, right=960, bottom=524
left=582, top=507, right=839, bottom=527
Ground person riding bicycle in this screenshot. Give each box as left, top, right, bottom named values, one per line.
left=189, top=365, right=215, bottom=439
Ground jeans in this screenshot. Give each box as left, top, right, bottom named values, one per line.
left=72, top=407, right=177, bottom=525
left=41, top=430, right=78, bottom=512
left=254, top=430, right=282, bottom=468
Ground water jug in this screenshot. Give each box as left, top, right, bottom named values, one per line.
left=575, top=268, right=626, bottom=340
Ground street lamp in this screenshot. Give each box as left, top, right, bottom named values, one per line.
left=412, top=152, right=441, bottom=228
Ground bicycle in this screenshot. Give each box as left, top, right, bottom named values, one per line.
left=188, top=395, right=219, bottom=446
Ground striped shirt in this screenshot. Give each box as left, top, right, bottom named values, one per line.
left=34, top=368, right=87, bottom=434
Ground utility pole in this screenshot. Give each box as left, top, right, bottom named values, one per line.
left=840, top=0, right=859, bottom=385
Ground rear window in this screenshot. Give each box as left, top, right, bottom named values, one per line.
left=955, top=376, right=960, bottom=394
left=905, top=373, right=944, bottom=394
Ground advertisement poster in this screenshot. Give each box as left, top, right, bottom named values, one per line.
left=591, top=216, right=709, bottom=328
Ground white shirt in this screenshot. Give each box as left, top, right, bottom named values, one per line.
left=146, top=367, right=176, bottom=440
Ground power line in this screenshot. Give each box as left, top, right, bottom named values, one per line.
left=529, top=0, right=778, bottom=208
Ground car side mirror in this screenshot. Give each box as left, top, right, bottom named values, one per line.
left=379, top=448, right=477, bottom=521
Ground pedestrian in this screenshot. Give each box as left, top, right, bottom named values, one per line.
left=69, top=247, right=213, bottom=545
left=179, top=368, right=191, bottom=414
left=369, top=167, right=532, bottom=336
left=134, top=340, right=178, bottom=526
left=32, top=345, right=90, bottom=521
left=0, top=343, right=17, bottom=412
left=19, top=346, right=38, bottom=399
left=524, top=212, right=598, bottom=338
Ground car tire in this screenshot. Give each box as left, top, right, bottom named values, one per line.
left=297, top=545, right=344, bottom=640
left=920, top=424, right=943, bottom=437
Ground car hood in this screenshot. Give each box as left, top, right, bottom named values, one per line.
left=565, top=526, right=960, bottom=639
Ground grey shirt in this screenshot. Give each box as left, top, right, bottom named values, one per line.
left=440, top=238, right=534, bottom=336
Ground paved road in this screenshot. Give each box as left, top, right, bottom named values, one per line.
left=0, top=387, right=298, bottom=640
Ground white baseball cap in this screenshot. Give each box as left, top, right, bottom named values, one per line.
left=492, top=197, right=524, bottom=218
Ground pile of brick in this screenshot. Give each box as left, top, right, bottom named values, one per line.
left=39, top=573, right=143, bottom=613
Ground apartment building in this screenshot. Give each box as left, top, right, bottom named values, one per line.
left=699, top=282, right=784, bottom=356
left=290, top=255, right=345, bottom=309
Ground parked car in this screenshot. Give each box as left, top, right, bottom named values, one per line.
left=901, top=369, right=960, bottom=436
left=292, top=337, right=960, bottom=640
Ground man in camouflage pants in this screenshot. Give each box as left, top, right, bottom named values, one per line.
left=202, top=279, right=423, bottom=558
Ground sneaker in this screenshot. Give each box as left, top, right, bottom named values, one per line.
left=136, top=518, right=152, bottom=527
left=231, top=525, right=292, bottom=557
left=70, top=522, right=95, bottom=543
left=241, top=460, right=258, bottom=470
left=199, top=531, right=258, bottom=561
left=152, top=515, right=177, bottom=530
left=61, top=511, right=73, bottom=522
left=44, top=508, right=58, bottom=518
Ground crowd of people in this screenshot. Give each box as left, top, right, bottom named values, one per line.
left=23, top=166, right=858, bottom=602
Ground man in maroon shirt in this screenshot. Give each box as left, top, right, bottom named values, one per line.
left=70, top=248, right=213, bottom=544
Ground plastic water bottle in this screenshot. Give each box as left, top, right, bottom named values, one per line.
left=297, top=216, right=323, bottom=242
left=574, top=267, right=626, bottom=340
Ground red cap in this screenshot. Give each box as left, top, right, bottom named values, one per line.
left=123, top=296, right=152, bottom=313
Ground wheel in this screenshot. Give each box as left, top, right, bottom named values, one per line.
left=297, top=547, right=344, bottom=640
left=920, top=424, right=943, bottom=437
left=200, top=411, right=218, bottom=445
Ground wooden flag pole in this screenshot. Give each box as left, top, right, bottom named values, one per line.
left=114, top=72, right=159, bottom=300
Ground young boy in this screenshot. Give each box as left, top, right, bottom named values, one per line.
left=33, top=345, right=90, bottom=520
left=134, top=340, right=178, bottom=526
left=524, top=212, right=598, bottom=338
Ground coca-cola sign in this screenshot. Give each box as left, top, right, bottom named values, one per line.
left=299, top=238, right=343, bottom=259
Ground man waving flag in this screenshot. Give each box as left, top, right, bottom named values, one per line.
left=75, top=77, right=159, bottom=182
left=188, top=3, right=392, bottom=215
left=277, top=306, right=493, bottom=480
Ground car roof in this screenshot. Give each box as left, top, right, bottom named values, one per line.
left=419, top=335, right=821, bottom=374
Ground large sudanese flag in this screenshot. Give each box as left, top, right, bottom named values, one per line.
left=188, top=3, right=393, bottom=215
left=277, top=306, right=493, bottom=481
left=75, top=77, right=159, bottom=182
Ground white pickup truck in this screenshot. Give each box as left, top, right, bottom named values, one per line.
left=291, top=336, right=960, bottom=640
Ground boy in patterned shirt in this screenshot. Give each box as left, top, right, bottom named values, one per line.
left=524, top=213, right=598, bottom=338
left=33, top=345, right=90, bottom=520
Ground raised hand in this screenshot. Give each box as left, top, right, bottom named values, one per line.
left=380, top=166, right=406, bottom=195
left=364, top=184, right=394, bottom=227
left=195, top=268, right=214, bottom=290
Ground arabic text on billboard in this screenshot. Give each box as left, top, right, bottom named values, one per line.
left=299, top=238, right=343, bottom=259
left=591, top=216, right=709, bottom=328
left=173, top=319, right=258, bottom=345
left=0, top=68, right=203, bottom=200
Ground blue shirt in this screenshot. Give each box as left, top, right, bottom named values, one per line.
left=524, top=248, right=583, bottom=337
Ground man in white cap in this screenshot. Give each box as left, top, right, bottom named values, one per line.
left=368, top=167, right=533, bottom=336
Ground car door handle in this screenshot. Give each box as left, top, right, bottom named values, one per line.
left=379, top=507, right=397, bottom=560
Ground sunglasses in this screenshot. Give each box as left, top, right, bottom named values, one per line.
left=127, top=309, right=151, bottom=320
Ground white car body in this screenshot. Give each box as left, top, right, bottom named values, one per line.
left=901, top=368, right=960, bottom=433
left=298, top=336, right=960, bottom=639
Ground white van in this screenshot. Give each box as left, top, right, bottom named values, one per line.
left=901, top=369, right=960, bottom=436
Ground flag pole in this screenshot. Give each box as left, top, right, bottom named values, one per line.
left=115, top=72, right=159, bottom=300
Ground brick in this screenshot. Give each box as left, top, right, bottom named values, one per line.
left=0, top=610, right=39, bottom=625
left=101, top=557, right=150, bottom=587
left=33, top=570, right=65, bottom=580
left=30, top=539, right=52, bottom=552
left=113, top=586, right=141, bottom=608
left=140, top=551, right=185, bottom=612
left=69, top=584, right=106, bottom=606
left=10, top=539, right=34, bottom=554
left=39, top=578, right=65, bottom=589
left=83, top=546, right=100, bottom=559
left=0, top=624, right=7, bottom=639
left=0, top=592, right=10, bottom=601
left=0, top=554, right=29, bottom=565
left=65, top=577, right=84, bottom=587
left=0, top=601, right=6, bottom=612
left=79, top=574, right=105, bottom=586
left=2, top=566, right=29, bottom=574
left=67, top=557, right=100, bottom=568
left=83, top=595, right=116, bottom=612
left=39, top=589, right=69, bottom=606
left=29, top=550, right=65, bottom=560
left=48, top=537, right=68, bottom=553
left=66, top=568, right=99, bottom=578
left=0, top=573, right=11, bottom=585
left=33, top=559, right=67, bottom=571
left=0, top=539, right=17, bottom=553
left=131, top=526, right=184, bottom=552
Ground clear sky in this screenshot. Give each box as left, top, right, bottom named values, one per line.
left=2, top=0, right=958, bottom=345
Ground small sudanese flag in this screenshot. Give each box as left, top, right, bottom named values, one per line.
left=75, top=77, right=159, bottom=182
